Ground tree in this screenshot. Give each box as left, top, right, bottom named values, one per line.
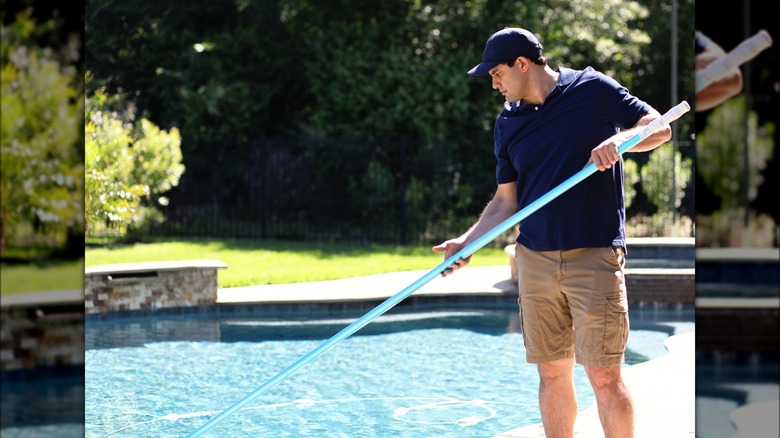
left=640, top=141, right=692, bottom=230
left=623, top=157, right=641, bottom=210
left=696, top=96, right=775, bottom=247
left=0, top=9, right=83, bottom=252
left=697, top=97, right=774, bottom=212
left=84, top=84, right=185, bottom=238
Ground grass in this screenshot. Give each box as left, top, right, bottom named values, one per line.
left=84, top=237, right=510, bottom=288
left=1, top=259, right=84, bottom=295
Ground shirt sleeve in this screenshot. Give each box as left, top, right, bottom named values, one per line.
left=598, top=73, right=653, bottom=130
left=493, top=117, right=518, bottom=184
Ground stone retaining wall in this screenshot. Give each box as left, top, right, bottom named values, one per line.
left=1, top=298, right=84, bottom=372
left=84, top=260, right=227, bottom=315
left=696, top=306, right=780, bottom=356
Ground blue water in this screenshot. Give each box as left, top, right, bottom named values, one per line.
left=0, top=366, right=85, bottom=437
left=85, top=308, right=693, bottom=437
left=696, top=363, right=780, bottom=438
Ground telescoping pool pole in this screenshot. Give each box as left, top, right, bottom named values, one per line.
left=695, top=29, right=772, bottom=93
left=186, top=101, right=690, bottom=438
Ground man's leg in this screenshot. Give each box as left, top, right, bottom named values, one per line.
left=538, top=357, right=577, bottom=438
left=562, top=247, right=632, bottom=436
left=516, top=245, right=577, bottom=436
left=584, top=364, right=634, bottom=438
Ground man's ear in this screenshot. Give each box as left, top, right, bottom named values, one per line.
left=516, top=56, right=528, bottom=70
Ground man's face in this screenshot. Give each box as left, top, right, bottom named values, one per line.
left=489, top=59, right=524, bottom=104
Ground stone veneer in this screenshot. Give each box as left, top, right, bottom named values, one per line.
left=84, top=260, right=227, bottom=315
left=1, top=291, right=84, bottom=372
left=625, top=268, right=696, bottom=303
left=696, top=306, right=780, bottom=356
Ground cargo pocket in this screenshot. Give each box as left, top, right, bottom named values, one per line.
left=603, top=295, right=629, bottom=354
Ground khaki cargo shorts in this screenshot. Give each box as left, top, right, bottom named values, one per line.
left=515, top=244, right=629, bottom=367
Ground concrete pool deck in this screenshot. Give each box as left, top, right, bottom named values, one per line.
left=217, top=265, right=696, bottom=437
left=217, top=264, right=519, bottom=304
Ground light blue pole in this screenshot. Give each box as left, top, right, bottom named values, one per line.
left=186, top=101, right=690, bottom=437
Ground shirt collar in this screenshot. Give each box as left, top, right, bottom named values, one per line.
left=504, top=67, right=577, bottom=113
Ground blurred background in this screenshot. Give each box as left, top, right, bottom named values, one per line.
left=1, top=0, right=84, bottom=436
left=694, top=1, right=779, bottom=437
left=694, top=2, right=777, bottom=248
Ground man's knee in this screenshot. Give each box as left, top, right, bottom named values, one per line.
left=584, top=364, right=623, bottom=389
left=538, top=358, right=575, bottom=381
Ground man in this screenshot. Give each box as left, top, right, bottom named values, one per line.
left=432, top=27, right=672, bottom=438
left=694, top=31, right=744, bottom=111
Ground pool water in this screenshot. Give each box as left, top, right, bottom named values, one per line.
left=85, top=308, right=693, bottom=437
left=0, top=366, right=85, bottom=438
left=696, top=363, right=780, bottom=438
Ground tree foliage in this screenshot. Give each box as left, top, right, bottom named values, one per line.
left=696, top=96, right=775, bottom=211
left=86, top=0, right=686, bottom=142
left=623, top=157, right=640, bottom=210
left=0, top=9, right=83, bottom=250
left=84, top=85, right=184, bottom=237
left=640, top=142, right=692, bottom=221
left=84, top=0, right=696, bottom=242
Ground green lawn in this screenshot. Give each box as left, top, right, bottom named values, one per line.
left=85, top=237, right=509, bottom=288
left=1, top=259, right=84, bottom=295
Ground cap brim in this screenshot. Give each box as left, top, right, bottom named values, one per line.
left=467, top=61, right=499, bottom=77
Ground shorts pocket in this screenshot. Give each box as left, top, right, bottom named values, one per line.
left=603, top=295, right=629, bottom=354
left=608, top=246, right=626, bottom=270
left=517, top=297, right=527, bottom=347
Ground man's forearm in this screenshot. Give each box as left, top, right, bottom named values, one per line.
left=461, top=197, right=518, bottom=246
left=623, top=113, right=673, bottom=153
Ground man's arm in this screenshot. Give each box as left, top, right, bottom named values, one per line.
left=432, top=181, right=518, bottom=277
left=588, top=109, right=673, bottom=172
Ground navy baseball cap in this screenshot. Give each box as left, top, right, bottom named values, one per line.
left=467, top=28, right=543, bottom=77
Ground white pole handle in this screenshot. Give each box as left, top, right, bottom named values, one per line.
left=696, top=30, right=773, bottom=93
left=637, top=101, right=691, bottom=141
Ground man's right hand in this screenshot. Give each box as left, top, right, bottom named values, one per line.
left=432, top=240, right=472, bottom=277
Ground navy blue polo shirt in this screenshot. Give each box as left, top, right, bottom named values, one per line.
left=494, top=66, right=652, bottom=251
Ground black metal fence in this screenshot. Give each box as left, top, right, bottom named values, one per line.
left=148, top=137, right=694, bottom=245
left=151, top=137, right=496, bottom=245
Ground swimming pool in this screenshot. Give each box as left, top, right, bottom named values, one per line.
left=696, top=362, right=780, bottom=438
left=0, top=366, right=85, bottom=438
left=85, top=307, right=693, bottom=437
